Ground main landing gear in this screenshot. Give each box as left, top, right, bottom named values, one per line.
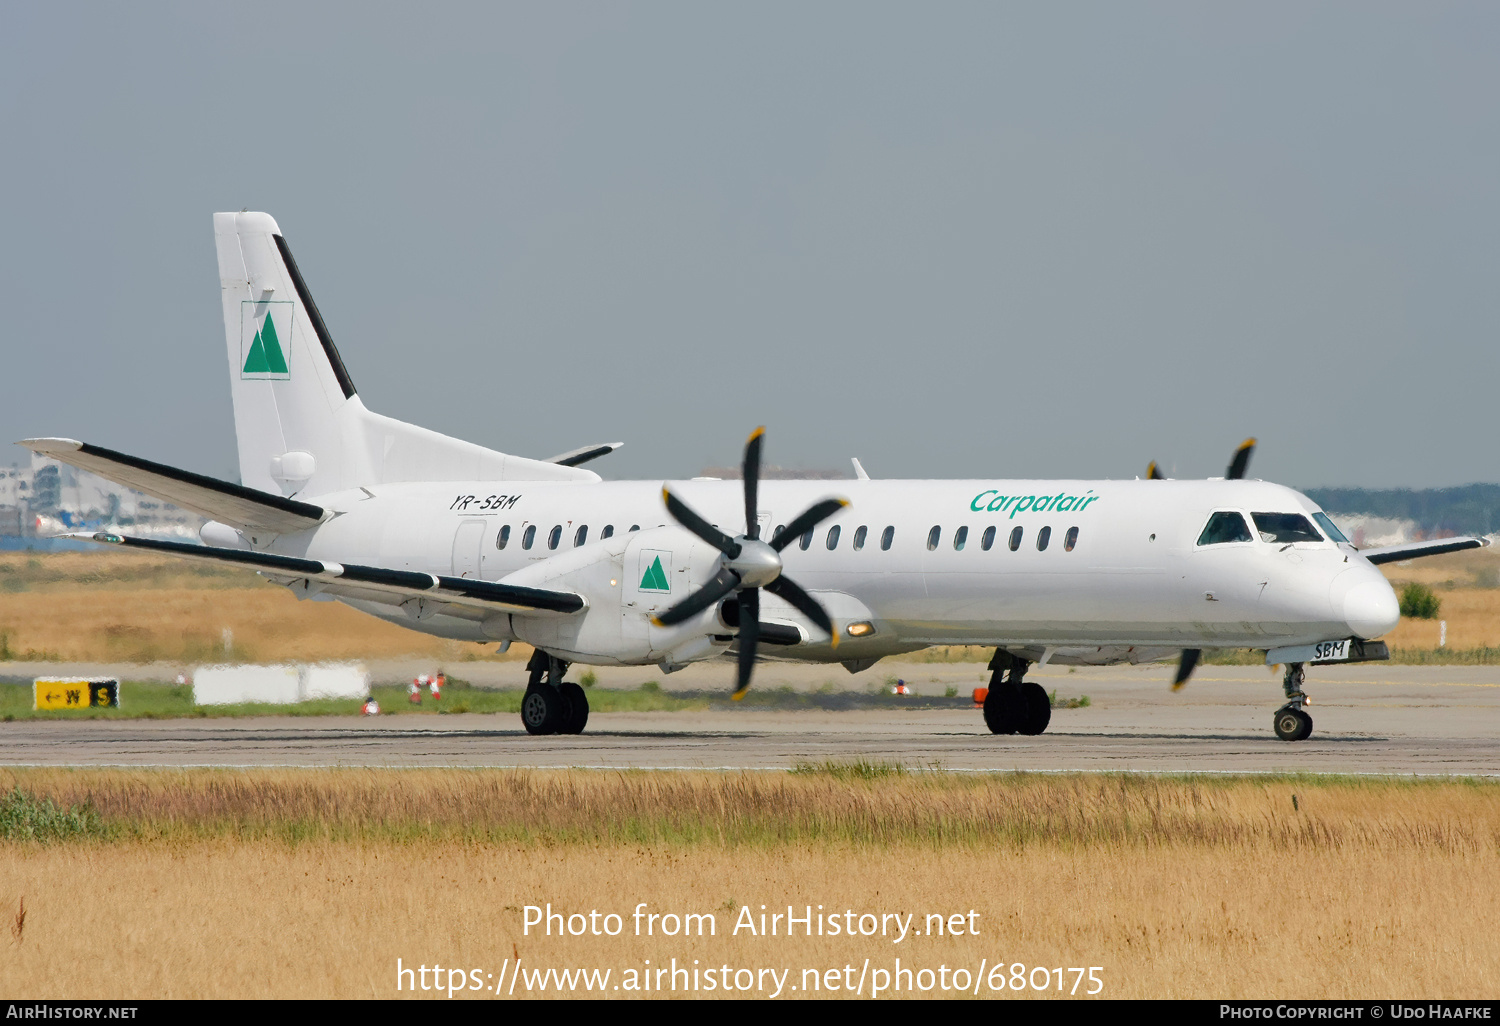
left=521, top=649, right=589, bottom=736
left=983, top=650, right=1051, bottom=736
left=1273, top=662, right=1313, bottom=741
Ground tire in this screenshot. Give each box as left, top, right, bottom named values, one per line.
left=983, top=685, right=1023, bottom=734
left=558, top=681, right=589, bottom=735
left=1293, top=710, right=1313, bottom=741
left=1017, top=681, right=1052, bottom=736
left=521, top=686, right=564, bottom=735
left=1274, top=707, right=1310, bottom=741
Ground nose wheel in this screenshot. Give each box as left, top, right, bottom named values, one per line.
left=1273, top=662, right=1314, bottom=741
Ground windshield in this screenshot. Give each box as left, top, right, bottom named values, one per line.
left=1197, top=511, right=1253, bottom=546
left=1251, top=512, right=1323, bottom=544
left=1312, top=512, right=1349, bottom=544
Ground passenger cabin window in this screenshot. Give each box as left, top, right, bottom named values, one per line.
left=1252, top=512, right=1323, bottom=544
left=880, top=526, right=895, bottom=550
left=1008, top=526, right=1023, bottom=551
left=522, top=525, right=536, bottom=550
left=1197, top=511, right=1253, bottom=546
left=953, top=526, right=968, bottom=551
left=852, top=526, right=868, bottom=551
left=1036, top=526, right=1051, bottom=551
left=926, top=526, right=941, bottom=551
left=601, top=525, right=614, bottom=540
left=772, top=525, right=785, bottom=544
left=1312, top=512, right=1348, bottom=544
left=574, top=525, right=588, bottom=547
left=496, top=525, right=511, bottom=550
left=1064, top=526, right=1079, bottom=552
left=981, top=526, right=996, bottom=551
left=547, top=525, right=562, bottom=550
left=826, top=525, right=841, bottom=550
left=800, top=529, right=813, bottom=551
left=629, top=525, right=640, bottom=532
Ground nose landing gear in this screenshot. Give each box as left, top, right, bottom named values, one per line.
left=1273, top=662, right=1313, bottom=741
left=521, top=650, right=589, bottom=735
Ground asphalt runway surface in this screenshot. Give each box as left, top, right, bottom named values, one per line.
left=4, top=664, right=1498, bottom=774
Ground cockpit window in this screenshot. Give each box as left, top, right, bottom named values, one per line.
left=1252, top=512, right=1323, bottom=544
left=1197, top=511, right=1253, bottom=546
left=1312, top=512, right=1348, bottom=544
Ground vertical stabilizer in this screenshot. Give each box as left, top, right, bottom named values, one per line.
left=214, top=212, right=595, bottom=499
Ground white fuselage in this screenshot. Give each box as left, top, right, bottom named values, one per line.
left=266, top=475, right=1399, bottom=669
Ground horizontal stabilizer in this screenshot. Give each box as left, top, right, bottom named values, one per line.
left=1359, top=536, right=1488, bottom=565
left=20, top=438, right=324, bottom=535
left=79, top=532, right=586, bottom=616
left=543, top=442, right=623, bottom=468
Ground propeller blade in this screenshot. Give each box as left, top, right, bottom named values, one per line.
left=1225, top=438, right=1256, bottom=480
left=662, top=487, right=740, bottom=557
left=1171, top=648, right=1202, bottom=691
left=733, top=587, right=759, bottom=699
left=764, top=574, right=837, bottom=645
left=743, top=426, right=764, bottom=539
left=651, top=566, right=741, bottom=627
left=1146, top=461, right=1165, bottom=480
left=769, top=498, right=849, bottom=552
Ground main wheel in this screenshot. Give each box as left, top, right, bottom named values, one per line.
left=558, top=681, right=589, bottom=735
left=1017, top=681, right=1052, bottom=736
left=521, top=686, right=565, bottom=735
left=1274, top=707, right=1311, bottom=741
left=983, top=685, right=1023, bottom=734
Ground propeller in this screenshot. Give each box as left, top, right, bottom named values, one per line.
left=1151, top=437, right=1253, bottom=689
left=652, top=427, right=848, bottom=698
left=1171, top=648, right=1201, bottom=691
left=1225, top=438, right=1256, bottom=480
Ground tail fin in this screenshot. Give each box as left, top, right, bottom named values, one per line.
left=214, top=212, right=594, bottom=497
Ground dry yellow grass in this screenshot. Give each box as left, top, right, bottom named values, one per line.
left=0, top=769, right=1496, bottom=999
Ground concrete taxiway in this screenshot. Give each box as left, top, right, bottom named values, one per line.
left=2, top=663, right=1497, bottom=774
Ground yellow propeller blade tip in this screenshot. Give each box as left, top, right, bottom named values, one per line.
left=829, top=631, right=840, bottom=650
left=732, top=689, right=749, bottom=701
left=661, top=486, right=671, bottom=503
left=1171, top=681, right=1186, bottom=692
left=650, top=617, right=665, bottom=628
left=747, top=426, right=766, bottom=443
left=1238, top=438, right=1256, bottom=450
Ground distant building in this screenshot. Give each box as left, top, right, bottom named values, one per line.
left=0, top=455, right=202, bottom=544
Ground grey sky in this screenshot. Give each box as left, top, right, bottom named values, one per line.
left=3, top=3, right=1496, bottom=489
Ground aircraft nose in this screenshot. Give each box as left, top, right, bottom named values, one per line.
left=1342, top=577, right=1400, bottom=639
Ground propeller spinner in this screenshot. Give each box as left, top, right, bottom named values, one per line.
left=652, top=427, right=847, bottom=698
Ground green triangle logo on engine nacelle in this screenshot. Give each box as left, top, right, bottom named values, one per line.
left=639, top=553, right=671, bottom=592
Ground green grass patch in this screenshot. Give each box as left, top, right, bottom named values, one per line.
left=0, top=788, right=105, bottom=842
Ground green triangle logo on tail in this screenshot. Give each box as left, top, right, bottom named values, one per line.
left=639, top=554, right=670, bottom=592
left=240, top=301, right=293, bottom=379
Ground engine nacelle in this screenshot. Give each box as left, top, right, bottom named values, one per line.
left=502, top=525, right=730, bottom=666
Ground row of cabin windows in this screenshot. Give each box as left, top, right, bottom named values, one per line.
left=496, top=523, right=642, bottom=551
left=494, top=521, right=1079, bottom=554
left=771, top=523, right=1080, bottom=553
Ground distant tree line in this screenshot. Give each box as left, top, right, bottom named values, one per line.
left=1301, top=484, right=1500, bottom=537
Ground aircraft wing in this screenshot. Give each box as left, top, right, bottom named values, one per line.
left=79, top=532, right=586, bottom=617
left=1359, top=536, right=1489, bottom=565
left=20, top=438, right=325, bottom=535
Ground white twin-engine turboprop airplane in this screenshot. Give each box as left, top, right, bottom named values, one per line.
left=21, top=212, right=1486, bottom=741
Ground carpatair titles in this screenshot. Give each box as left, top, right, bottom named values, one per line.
left=970, top=489, right=1101, bottom=518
